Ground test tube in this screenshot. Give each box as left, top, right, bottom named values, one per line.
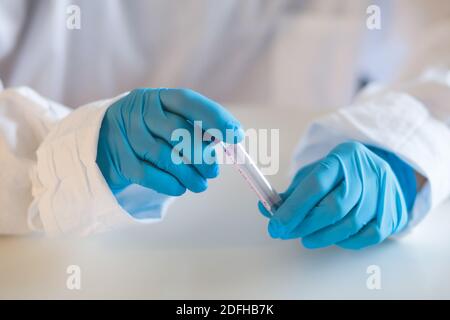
left=220, top=142, right=282, bottom=214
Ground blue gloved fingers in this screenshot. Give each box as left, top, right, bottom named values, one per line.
left=258, top=201, right=272, bottom=218
left=336, top=221, right=385, bottom=250
left=172, top=130, right=219, bottom=180
left=151, top=139, right=208, bottom=193
left=337, top=174, right=409, bottom=250
left=301, top=158, right=379, bottom=249
left=268, top=155, right=343, bottom=238
left=290, top=148, right=368, bottom=239
left=139, top=88, right=218, bottom=179
left=285, top=180, right=360, bottom=239
left=124, top=95, right=207, bottom=193
left=121, top=157, right=186, bottom=196
left=159, top=88, right=244, bottom=143
left=97, top=88, right=234, bottom=198
left=258, top=163, right=316, bottom=219
left=144, top=109, right=219, bottom=179
left=259, top=141, right=410, bottom=250
left=133, top=136, right=207, bottom=193
left=301, top=174, right=378, bottom=249
left=110, top=144, right=186, bottom=196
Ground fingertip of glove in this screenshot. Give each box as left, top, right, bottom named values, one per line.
left=268, top=220, right=281, bottom=239
left=204, top=164, right=220, bottom=179
left=234, top=126, right=245, bottom=143
left=258, top=201, right=272, bottom=218
left=167, top=185, right=187, bottom=197
left=301, top=237, right=320, bottom=250
left=222, top=122, right=245, bottom=144
left=190, top=180, right=208, bottom=193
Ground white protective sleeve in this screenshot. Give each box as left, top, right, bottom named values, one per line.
left=0, top=87, right=171, bottom=236
left=293, top=19, right=450, bottom=229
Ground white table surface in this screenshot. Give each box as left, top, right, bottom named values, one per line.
left=1, top=106, right=450, bottom=299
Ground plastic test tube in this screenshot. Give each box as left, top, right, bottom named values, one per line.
left=220, top=142, right=282, bottom=214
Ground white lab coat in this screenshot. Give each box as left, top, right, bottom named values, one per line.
left=0, top=0, right=450, bottom=235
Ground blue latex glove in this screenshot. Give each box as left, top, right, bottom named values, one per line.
left=259, top=141, right=417, bottom=250
left=96, top=88, right=243, bottom=196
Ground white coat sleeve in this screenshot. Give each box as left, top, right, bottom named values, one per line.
left=293, top=19, right=450, bottom=229
left=0, top=87, right=172, bottom=236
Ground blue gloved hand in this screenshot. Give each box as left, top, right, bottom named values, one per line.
left=259, top=141, right=417, bottom=250
left=96, top=88, right=243, bottom=196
